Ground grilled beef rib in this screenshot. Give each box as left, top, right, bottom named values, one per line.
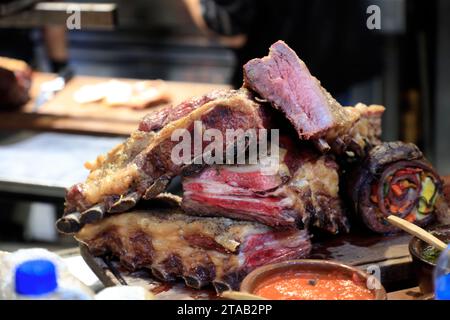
left=75, top=208, right=312, bottom=292
left=59, top=89, right=268, bottom=232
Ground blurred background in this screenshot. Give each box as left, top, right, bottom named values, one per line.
left=0, top=0, right=449, bottom=251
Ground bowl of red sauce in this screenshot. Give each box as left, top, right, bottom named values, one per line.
left=240, top=259, right=386, bottom=300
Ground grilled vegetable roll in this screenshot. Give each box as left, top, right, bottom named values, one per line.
left=348, top=142, right=449, bottom=233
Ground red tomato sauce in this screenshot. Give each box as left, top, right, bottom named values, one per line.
left=254, top=271, right=375, bottom=300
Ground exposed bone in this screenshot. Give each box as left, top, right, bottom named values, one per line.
left=183, top=275, right=209, bottom=289
left=213, top=280, right=233, bottom=293
left=151, top=266, right=177, bottom=282
left=254, top=96, right=268, bottom=103
left=314, top=138, right=331, bottom=153
left=80, top=204, right=105, bottom=224
left=143, top=177, right=170, bottom=200
left=76, top=210, right=312, bottom=290
left=345, top=151, right=355, bottom=158
left=331, top=137, right=346, bottom=154
left=56, top=212, right=82, bottom=234
left=183, top=264, right=216, bottom=289
left=108, top=192, right=140, bottom=214
left=147, top=193, right=182, bottom=208
left=349, top=138, right=364, bottom=158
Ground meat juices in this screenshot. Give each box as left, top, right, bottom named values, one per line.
left=75, top=208, right=312, bottom=292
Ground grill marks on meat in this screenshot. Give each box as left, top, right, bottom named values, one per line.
left=61, top=89, right=267, bottom=231
left=347, top=142, right=449, bottom=233
left=75, top=209, right=312, bottom=292
left=243, top=41, right=360, bottom=148
left=182, top=137, right=348, bottom=233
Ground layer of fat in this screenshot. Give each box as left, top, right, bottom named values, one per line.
left=75, top=211, right=267, bottom=278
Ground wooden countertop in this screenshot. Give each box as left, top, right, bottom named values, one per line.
left=0, top=72, right=231, bottom=136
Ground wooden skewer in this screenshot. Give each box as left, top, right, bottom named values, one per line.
left=386, top=215, right=447, bottom=251
left=220, top=291, right=267, bottom=300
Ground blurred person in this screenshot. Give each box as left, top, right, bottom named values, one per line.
left=184, top=0, right=383, bottom=102
left=0, top=24, right=68, bottom=72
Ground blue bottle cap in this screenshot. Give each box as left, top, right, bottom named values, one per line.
left=435, top=274, right=450, bottom=300
left=15, top=259, right=58, bottom=296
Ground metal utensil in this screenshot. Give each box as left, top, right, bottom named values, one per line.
left=33, top=67, right=74, bottom=111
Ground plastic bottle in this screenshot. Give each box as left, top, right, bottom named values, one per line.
left=0, top=248, right=95, bottom=300
left=14, top=259, right=92, bottom=300
left=434, top=244, right=450, bottom=300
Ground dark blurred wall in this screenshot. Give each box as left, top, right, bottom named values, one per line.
left=35, top=0, right=235, bottom=83
left=435, top=0, right=450, bottom=175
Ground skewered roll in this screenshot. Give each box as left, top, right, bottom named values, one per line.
left=347, top=141, right=449, bottom=233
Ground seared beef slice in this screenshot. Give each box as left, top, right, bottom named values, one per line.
left=243, top=40, right=360, bottom=151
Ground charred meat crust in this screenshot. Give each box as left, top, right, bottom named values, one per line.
left=365, top=141, right=423, bottom=175
left=60, top=89, right=268, bottom=230
left=75, top=209, right=311, bottom=291
left=331, top=104, right=385, bottom=158
left=138, top=89, right=231, bottom=132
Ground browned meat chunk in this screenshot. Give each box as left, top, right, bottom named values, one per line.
left=59, top=89, right=268, bottom=232
left=75, top=208, right=312, bottom=292
left=182, top=137, right=349, bottom=233
left=138, top=89, right=230, bottom=132
left=243, top=40, right=359, bottom=149
left=331, top=103, right=385, bottom=158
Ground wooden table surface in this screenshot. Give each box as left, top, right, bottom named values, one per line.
left=3, top=246, right=428, bottom=299
left=79, top=231, right=430, bottom=300
left=0, top=72, right=230, bottom=136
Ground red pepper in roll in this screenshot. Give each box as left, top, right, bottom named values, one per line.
left=347, top=141, right=449, bottom=233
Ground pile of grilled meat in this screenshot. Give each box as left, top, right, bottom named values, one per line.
left=57, top=41, right=449, bottom=292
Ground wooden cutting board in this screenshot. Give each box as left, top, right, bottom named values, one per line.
left=79, top=232, right=416, bottom=300
left=0, top=72, right=230, bottom=136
